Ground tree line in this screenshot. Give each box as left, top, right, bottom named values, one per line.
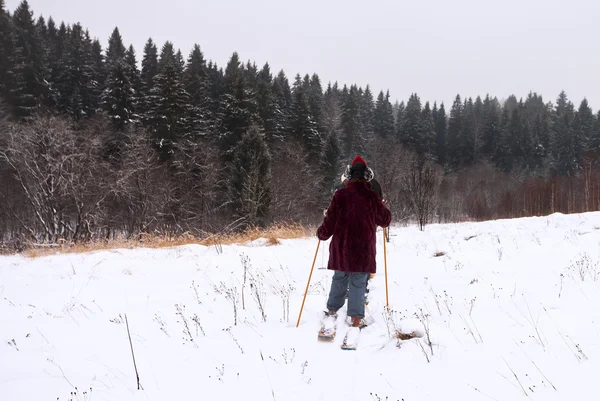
left=1, top=0, right=599, bottom=250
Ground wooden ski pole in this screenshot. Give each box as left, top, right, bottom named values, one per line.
left=296, top=240, right=321, bottom=328
left=383, top=227, right=389, bottom=310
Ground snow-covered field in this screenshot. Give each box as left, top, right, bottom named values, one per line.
left=2, top=213, right=600, bottom=401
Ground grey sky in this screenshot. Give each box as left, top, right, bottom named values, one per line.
left=7, top=0, right=600, bottom=111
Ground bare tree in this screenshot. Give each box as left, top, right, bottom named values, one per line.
left=108, top=127, right=173, bottom=238
left=401, top=157, right=440, bottom=231
left=365, top=139, right=416, bottom=225
left=0, top=115, right=110, bottom=243
left=171, top=137, right=222, bottom=234
left=270, top=138, right=323, bottom=225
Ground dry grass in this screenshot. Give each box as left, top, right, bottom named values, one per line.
left=396, top=330, right=422, bottom=340
left=18, top=222, right=313, bottom=258
left=265, top=237, right=281, bottom=246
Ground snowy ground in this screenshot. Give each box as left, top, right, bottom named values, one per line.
left=2, top=213, right=600, bottom=401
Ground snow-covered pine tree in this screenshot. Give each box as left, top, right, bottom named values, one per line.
left=307, top=73, right=325, bottom=135
left=373, top=90, right=395, bottom=139
left=433, top=102, right=447, bottom=165
left=124, top=45, right=141, bottom=122
left=399, top=93, right=422, bottom=150
left=102, top=59, right=135, bottom=131
left=231, top=122, right=272, bottom=229
left=183, top=44, right=211, bottom=139
left=493, top=106, right=511, bottom=172
left=219, top=52, right=257, bottom=164
left=574, top=98, right=595, bottom=155
left=106, top=27, right=125, bottom=67
left=420, top=101, right=435, bottom=156
left=10, top=0, right=47, bottom=119
left=45, top=20, right=67, bottom=109
left=550, top=91, right=578, bottom=176
left=140, top=38, right=158, bottom=118
left=446, top=95, right=464, bottom=169
left=255, top=63, right=277, bottom=143
left=145, top=49, right=193, bottom=161
left=291, top=73, right=321, bottom=162
left=90, top=38, right=107, bottom=98
left=54, top=23, right=98, bottom=120
left=481, top=95, right=501, bottom=159
left=271, top=70, right=292, bottom=141
left=0, top=0, right=15, bottom=101
left=340, top=84, right=363, bottom=160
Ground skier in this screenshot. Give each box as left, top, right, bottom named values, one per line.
left=324, top=166, right=384, bottom=305
left=317, top=156, right=392, bottom=349
left=326, top=165, right=384, bottom=299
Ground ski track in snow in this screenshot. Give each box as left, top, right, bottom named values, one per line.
left=2, top=212, right=600, bottom=400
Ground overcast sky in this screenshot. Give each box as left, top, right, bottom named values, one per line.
left=6, top=0, right=600, bottom=110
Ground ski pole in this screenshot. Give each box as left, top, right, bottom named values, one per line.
left=383, top=227, right=389, bottom=310
left=296, top=240, right=321, bottom=328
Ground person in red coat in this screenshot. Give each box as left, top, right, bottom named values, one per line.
left=317, top=156, right=392, bottom=328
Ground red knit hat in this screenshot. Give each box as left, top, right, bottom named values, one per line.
left=352, top=155, right=367, bottom=167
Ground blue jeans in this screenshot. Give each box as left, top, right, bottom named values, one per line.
left=326, top=270, right=369, bottom=318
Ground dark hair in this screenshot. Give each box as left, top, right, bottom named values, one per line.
left=349, top=162, right=367, bottom=180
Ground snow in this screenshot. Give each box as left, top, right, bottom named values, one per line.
left=2, top=212, right=600, bottom=401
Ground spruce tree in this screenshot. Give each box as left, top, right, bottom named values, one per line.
left=157, top=41, right=176, bottom=74
left=271, top=70, right=292, bottom=140
left=10, top=0, right=47, bottom=118
left=183, top=44, right=210, bottom=138
left=124, top=45, right=141, bottom=116
left=590, top=111, right=600, bottom=159
left=291, top=73, right=321, bottom=161
left=0, top=0, right=14, bottom=101
left=102, top=60, right=135, bottom=131
left=395, top=101, right=405, bottom=143
left=360, top=85, right=375, bottom=146
left=45, top=20, right=67, bottom=109
left=231, top=123, right=272, bottom=228
left=106, top=27, right=126, bottom=66
left=575, top=98, right=595, bottom=154
left=460, top=98, right=476, bottom=166
left=340, top=84, right=364, bottom=159
left=140, top=38, right=158, bottom=116
left=90, top=39, right=106, bottom=94
left=399, top=93, right=422, bottom=150
left=205, top=61, right=225, bottom=123
left=244, top=61, right=258, bottom=91
left=55, top=23, right=97, bottom=119
left=550, top=91, right=578, bottom=176
left=256, top=63, right=277, bottom=142
left=219, top=52, right=258, bottom=163
left=175, top=49, right=185, bottom=76
left=145, top=55, right=193, bottom=160
left=373, top=90, right=395, bottom=138
left=433, top=102, right=447, bottom=165
left=481, top=95, right=501, bottom=159
left=308, top=73, right=325, bottom=134
left=494, top=107, right=512, bottom=172
left=420, top=101, right=435, bottom=156
left=446, top=95, right=463, bottom=169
